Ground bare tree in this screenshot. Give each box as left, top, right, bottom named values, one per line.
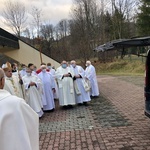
left=30, top=6, right=43, bottom=61
left=2, top=0, right=27, bottom=37
left=57, top=19, right=69, bottom=39
left=31, top=7, right=42, bottom=38
left=23, top=28, right=31, bottom=39
left=54, top=19, right=70, bottom=61
left=40, top=23, right=54, bottom=56
left=110, top=0, right=138, bottom=39
left=40, top=24, right=54, bottom=41
left=69, top=0, right=99, bottom=63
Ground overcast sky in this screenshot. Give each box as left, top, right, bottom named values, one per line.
left=0, top=0, right=73, bottom=33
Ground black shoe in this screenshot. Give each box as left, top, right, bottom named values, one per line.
left=43, top=108, right=54, bottom=112
left=90, top=95, right=99, bottom=99
left=39, top=116, right=43, bottom=119
left=83, top=102, right=89, bottom=106
left=50, top=108, right=55, bottom=112
left=62, top=105, right=68, bottom=109
left=94, top=96, right=99, bottom=98
left=68, top=105, right=73, bottom=109
left=90, top=95, right=94, bottom=99
left=78, top=103, right=83, bottom=106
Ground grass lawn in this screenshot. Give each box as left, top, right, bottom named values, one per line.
left=94, top=56, right=145, bottom=76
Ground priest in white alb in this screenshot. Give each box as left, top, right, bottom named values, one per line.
left=85, top=61, right=99, bottom=97
left=47, top=63, right=59, bottom=100
left=22, top=68, right=43, bottom=117
left=70, top=60, right=91, bottom=105
left=0, top=68, right=39, bottom=150
left=2, top=62, right=23, bottom=98
left=56, top=60, right=76, bottom=108
left=38, top=65, right=55, bottom=112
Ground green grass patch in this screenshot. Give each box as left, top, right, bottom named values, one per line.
left=95, top=59, right=145, bottom=76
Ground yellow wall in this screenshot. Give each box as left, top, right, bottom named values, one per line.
left=2, top=40, right=60, bottom=68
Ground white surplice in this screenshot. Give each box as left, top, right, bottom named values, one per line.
left=85, top=64, right=99, bottom=96
left=71, top=65, right=91, bottom=103
left=56, top=66, right=76, bottom=106
left=0, top=90, right=39, bottom=150
left=49, top=68, right=59, bottom=99
left=32, top=71, right=38, bottom=76
left=4, top=75, right=23, bottom=98
left=19, top=69, right=27, bottom=78
left=22, top=74, right=43, bottom=117
left=38, top=71, right=55, bottom=110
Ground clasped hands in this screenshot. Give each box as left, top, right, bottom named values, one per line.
left=74, top=75, right=80, bottom=78
left=63, top=73, right=71, bottom=77
left=29, top=82, right=36, bottom=86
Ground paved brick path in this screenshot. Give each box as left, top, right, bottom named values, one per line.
left=39, top=75, right=150, bottom=150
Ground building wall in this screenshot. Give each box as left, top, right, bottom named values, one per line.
left=2, top=40, right=60, bottom=68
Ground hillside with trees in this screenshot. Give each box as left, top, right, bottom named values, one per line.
left=1, top=0, right=149, bottom=66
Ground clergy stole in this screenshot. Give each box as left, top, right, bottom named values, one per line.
left=74, top=81, right=81, bottom=95
left=82, top=79, right=91, bottom=92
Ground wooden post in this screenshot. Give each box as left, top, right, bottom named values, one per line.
left=38, top=37, right=43, bottom=64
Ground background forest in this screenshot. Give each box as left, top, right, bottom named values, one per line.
left=1, top=0, right=150, bottom=66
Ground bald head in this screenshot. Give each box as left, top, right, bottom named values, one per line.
left=61, top=60, right=68, bottom=69
left=61, top=60, right=67, bottom=64
left=70, top=60, right=76, bottom=64
left=0, top=68, right=5, bottom=89
left=86, top=61, right=91, bottom=67
left=70, top=60, right=76, bottom=68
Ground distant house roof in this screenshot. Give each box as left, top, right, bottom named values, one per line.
left=94, top=36, right=150, bottom=52
left=0, top=28, right=19, bottom=49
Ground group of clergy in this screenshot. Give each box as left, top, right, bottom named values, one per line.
left=1, top=60, right=99, bottom=118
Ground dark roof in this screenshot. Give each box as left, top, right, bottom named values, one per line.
left=0, top=28, right=19, bottom=49
left=0, top=28, right=60, bottom=63
left=94, top=36, right=150, bottom=52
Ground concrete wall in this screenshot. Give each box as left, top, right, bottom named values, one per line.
left=2, top=40, right=60, bottom=68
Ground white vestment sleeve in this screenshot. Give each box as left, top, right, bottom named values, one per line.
left=34, top=76, right=42, bottom=89
left=78, top=66, right=85, bottom=78
left=85, top=66, right=94, bottom=80
left=19, top=100, right=39, bottom=150
left=55, top=68, right=64, bottom=80
left=49, top=74, right=55, bottom=89
left=23, top=80, right=30, bottom=90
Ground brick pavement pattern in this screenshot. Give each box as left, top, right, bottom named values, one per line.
left=39, top=75, right=150, bottom=150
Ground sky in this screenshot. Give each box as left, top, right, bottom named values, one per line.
left=0, top=0, right=73, bottom=33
